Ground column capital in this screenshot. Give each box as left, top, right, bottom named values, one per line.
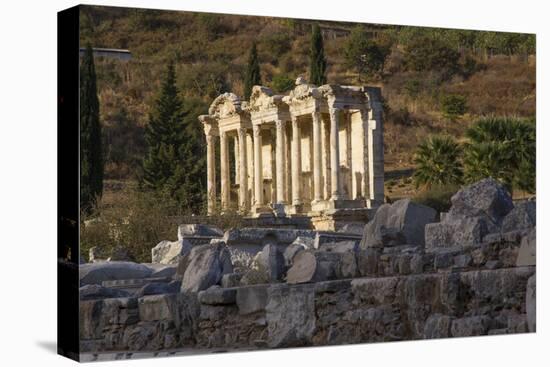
left=252, top=124, right=261, bottom=137
left=275, top=119, right=286, bottom=129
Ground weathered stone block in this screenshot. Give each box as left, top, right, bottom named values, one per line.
left=236, top=285, right=269, bottom=315
left=181, top=243, right=233, bottom=293
left=80, top=261, right=154, bottom=286
left=151, top=239, right=192, bottom=265
left=526, top=274, right=536, bottom=332
left=198, top=286, right=237, bottom=305
left=266, top=285, right=315, bottom=348
left=517, top=228, right=536, bottom=266
left=360, top=199, right=437, bottom=249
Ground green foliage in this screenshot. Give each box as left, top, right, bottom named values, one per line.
left=464, top=116, right=535, bottom=192
left=404, top=79, right=421, bottom=100
left=344, top=25, right=390, bottom=80
left=309, top=24, right=327, bottom=85
left=141, top=62, right=205, bottom=212
left=404, top=36, right=460, bottom=78
left=441, top=94, right=467, bottom=121
left=80, top=185, right=247, bottom=263
left=262, top=33, right=291, bottom=58
left=270, top=74, right=295, bottom=93
left=413, top=184, right=458, bottom=213
left=244, top=43, right=261, bottom=100
left=413, top=135, right=463, bottom=188
left=80, top=45, right=104, bottom=213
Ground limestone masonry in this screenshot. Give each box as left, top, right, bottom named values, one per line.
left=199, top=79, right=384, bottom=229
left=78, top=178, right=536, bottom=359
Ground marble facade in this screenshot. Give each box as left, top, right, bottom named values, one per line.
left=199, top=78, right=384, bottom=220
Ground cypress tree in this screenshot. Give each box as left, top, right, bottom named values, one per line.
left=80, top=45, right=103, bottom=213
left=141, top=61, right=205, bottom=212
left=244, top=42, right=261, bottom=100
left=309, top=24, right=327, bottom=86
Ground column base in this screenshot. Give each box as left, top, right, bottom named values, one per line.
left=250, top=205, right=272, bottom=216
left=285, top=203, right=304, bottom=215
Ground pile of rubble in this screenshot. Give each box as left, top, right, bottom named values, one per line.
left=79, top=178, right=536, bottom=354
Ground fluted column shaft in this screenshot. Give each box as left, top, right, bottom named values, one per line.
left=237, top=127, right=249, bottom=212
left=206, top=133, right=216, bottom=214
left=291, top=117, right=302, bottom=205
left=329, top=107, right=342, bottom=200
left=312, top=111, right=323, bottom=202
left=275, top=120, right=286, bottom=204
left=253, top=125, right=263, bottom=208
left=219, top=131, right=230, bottom=211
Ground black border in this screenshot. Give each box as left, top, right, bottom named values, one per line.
left=57, top=4, right=80, bottom=362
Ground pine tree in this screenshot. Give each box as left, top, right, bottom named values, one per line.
left=141, top=61, right=205, bottom=212
left=309, top=24, right=327, bottom=86
left=80, top=45, right=103, bottom=213
left=244, top=42, right=261, bottom=100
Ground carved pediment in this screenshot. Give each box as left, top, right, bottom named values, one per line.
left=208, top=92, right=243, bottom=118
left=248, top=85, right=285, bottom=112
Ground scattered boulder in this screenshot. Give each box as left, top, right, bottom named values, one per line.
left=80, top=261, right=153, bottom=286
left=135, top=280, right=181, bottom=298
left=502, top=200, right=536, bottom=233
left=287, top=251, right=341, bottom=284
left=283, top=243, right=306, bottom=268
left=88, top=247, right=105, bottom=263
left=221, top=273, right=242, bottom=288
left=425, top=179, right=514, bottom=250
left=319, top=240, right=358, bottom=253
left=145, top=264, right=177, bottom=278
left=360, top=199, right=437, bottom=249
left=151, top=239, right=192, bottom=265
left=180, top=243, right=233, bottom=293
left=337, top=223, right=366, bottom=235
left=449, top=178, right=513, bottom=221
left=79, top=284, right=131, bottom=300
left=516, top=228, right=536, bottom=266
left=178, top=224, right=223, bottom=240
left=254, top=244, right=286, bottom=282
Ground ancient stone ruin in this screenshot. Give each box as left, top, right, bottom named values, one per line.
left=79, top=178, right=536, bottom=360
left=199, top=79, right=384, bottom=230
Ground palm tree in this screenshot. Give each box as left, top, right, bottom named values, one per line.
left=413, top=135, right=463, bottom=188
left=464, top=116, right=535, bottom=192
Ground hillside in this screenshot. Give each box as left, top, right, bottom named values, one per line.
left=79, top=5, right=536, bottom=197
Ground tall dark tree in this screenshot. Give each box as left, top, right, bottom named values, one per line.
left=309, top=24, right=327, bottom=85
left=141, top=61, right=205, bottom=212
left=244, top=42, right=261, bottom=100
left=80, top=45, right=103, bottom=212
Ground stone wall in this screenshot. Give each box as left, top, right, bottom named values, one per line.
left=80, top=266, right=534, bottom=353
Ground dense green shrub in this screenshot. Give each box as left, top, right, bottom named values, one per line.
left=441, top=94, right=467, bottom=121
left=464, top=116, right=535, bottom=192
left=413, top=135, right=463, bottom=188
left=412, top=184, right=459, bottom=213
left=344, top=25, right=390, bottom=80
left=404, top=36, right=460, bottom=78
left=270, top=74, right=295, bottom=93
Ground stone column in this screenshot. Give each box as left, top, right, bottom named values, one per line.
left=237, top=127, right=249, bottom=212
left=205, top=132, right=217, bottom=215
left=253, top=125, right=263, bottom=208
left=234, top=136, right=240, bottom=184
left=329, top=107, right=342, bottom=200
left=291, top=116, right=302, bottom=206
left=312, top=111, right=323, bottom=202
left=219, top=131, right=230, bottom=211
left=365, top=87, right=385, bottom=206
left=275, top=119, right=286, bottom=204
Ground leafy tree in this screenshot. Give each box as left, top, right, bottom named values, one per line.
left=404, top=36, right=460, bottom=78
left=344, top=26, right=389, bottom=81
left=80, top=45, right=104, bottom=212
left=244, top=42, right=261, bottom=100
left=309, top=24, right=327, bottom=85
left=141, top=61, right=205, bottom=212
left=271, top=74, right=295, bottom=93
left=441, top=94, right=467, bottom=121
left=413, top=135, right=463, bottom=188
left=464, top=116, right=535, bottom=193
